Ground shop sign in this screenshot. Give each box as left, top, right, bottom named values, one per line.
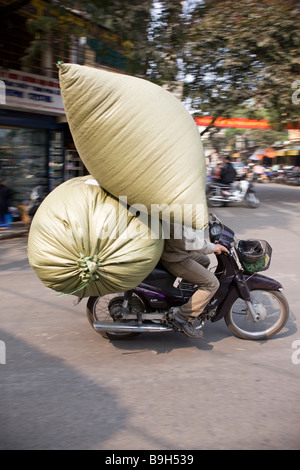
left=0, top=69, right=64, bottom=115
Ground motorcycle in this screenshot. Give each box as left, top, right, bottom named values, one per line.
left=86, top=213, right=289, bottom=341
left=207, top=178, right=260, bottom=208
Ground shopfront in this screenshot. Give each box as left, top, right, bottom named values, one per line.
left=0, top=69, right=66, bottom=206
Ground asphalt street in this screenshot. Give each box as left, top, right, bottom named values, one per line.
left=0, top=182, right=299, bottom=450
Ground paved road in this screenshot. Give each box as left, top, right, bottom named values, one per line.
left=0, top=183, right=299, bottom=450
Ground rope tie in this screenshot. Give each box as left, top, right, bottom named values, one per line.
left=78, top=254, right=101, bottom=284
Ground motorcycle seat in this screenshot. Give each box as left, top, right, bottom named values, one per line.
left=144, top=261, right=176, bottom=282
left=141, top=261, right=197, bottom=299
left=213, top=182, right=231, bottom=188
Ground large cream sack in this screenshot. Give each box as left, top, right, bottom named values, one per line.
left=28, top=176, right=164, bottom=298
left=58, top=63, right=208, bottom=229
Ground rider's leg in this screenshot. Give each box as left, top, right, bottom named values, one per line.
left=175, top=255, right=219, bottom=319
left=162, top=253, right=219, bottom=335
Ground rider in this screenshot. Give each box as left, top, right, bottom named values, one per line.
left=219, top=155, right=237, bottom=185
left=160, top=224, right=229, bottom=338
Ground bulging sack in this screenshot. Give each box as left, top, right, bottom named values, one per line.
left=27, top=176, right=164, bottom=298
left=58, top=63, right=208, bottom=229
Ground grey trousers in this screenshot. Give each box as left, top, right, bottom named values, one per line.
left=162, top=252, right=220, bottom=320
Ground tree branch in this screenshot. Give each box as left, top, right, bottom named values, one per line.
left=200, top=116, right=218, bottom=136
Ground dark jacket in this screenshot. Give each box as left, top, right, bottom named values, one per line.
left=220, top=163, right=237, bottom=184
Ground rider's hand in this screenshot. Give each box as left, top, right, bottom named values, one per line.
left=214, top=243, right=229, bottom=255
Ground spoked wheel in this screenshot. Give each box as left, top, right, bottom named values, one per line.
left=225, top=289, right=289, bottom=340
left=86, top=293, right=143, bottom=340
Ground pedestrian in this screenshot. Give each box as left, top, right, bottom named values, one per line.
left=0, top=178, right=11, bottom=227
left=253, top=163, right=265, bottom=179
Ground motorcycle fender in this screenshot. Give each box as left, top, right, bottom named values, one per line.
left=245, top=273, right=283, bottom=291
left=211, top=273, right=283, bottom=322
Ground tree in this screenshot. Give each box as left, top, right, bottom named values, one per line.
left=147, top=1, right=186, bottom=84
left=182, top=0, right=300, bottom=132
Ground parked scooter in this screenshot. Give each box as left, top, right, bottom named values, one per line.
left=207, top=177, right=260, bottom=208
left=86, top=213, right=289, bottom=341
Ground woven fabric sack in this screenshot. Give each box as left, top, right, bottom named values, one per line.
left=58, top=63, right=208, bottom=229
left=27, top=176, right=164, bottom=298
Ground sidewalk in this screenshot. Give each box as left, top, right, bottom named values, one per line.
left=0, top=221, right=29, bottom=241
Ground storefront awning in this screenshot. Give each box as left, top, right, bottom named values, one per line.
left=250, top=147, right=278, bottom=160
left=275, top=146, right=300, bottom=156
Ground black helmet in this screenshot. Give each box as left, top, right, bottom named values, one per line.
left=237, top=239, right=272, bottom=273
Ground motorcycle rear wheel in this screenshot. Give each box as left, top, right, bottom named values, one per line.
left=86, top=294, right=142, bottom=340
left=225, top=289, right=289, bottom=340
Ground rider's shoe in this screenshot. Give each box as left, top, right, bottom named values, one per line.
left=172, top=311, right=204, bottom=338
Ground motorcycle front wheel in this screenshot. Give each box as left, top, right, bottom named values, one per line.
left=86, top=294, right=141, bottom=340
left=225, top=289, right=289, bottom=340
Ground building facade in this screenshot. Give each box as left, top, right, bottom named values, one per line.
left=0, top=0, right=129, bottom=206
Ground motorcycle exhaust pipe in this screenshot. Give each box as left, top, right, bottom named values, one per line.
left=93, top=322, right=174, bottom=333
